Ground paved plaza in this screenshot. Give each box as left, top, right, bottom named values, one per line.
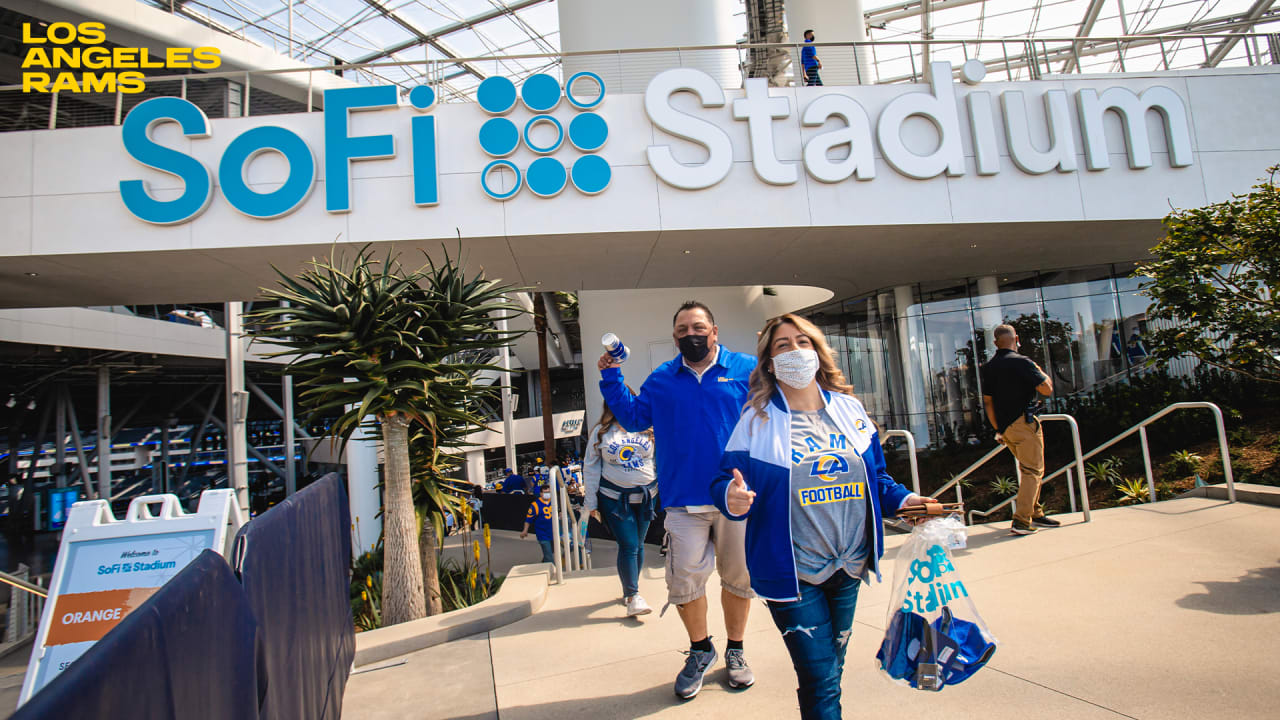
left=344, top=496, right=1280, bottom=720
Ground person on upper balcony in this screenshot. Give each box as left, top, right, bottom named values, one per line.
left=597, top=300, right=758, bottom=700
left=980, top=324, right=1058, bottom=536
left=801, top=29, right=823, bottom=86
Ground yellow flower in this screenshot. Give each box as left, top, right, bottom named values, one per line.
left=361, top=590, right=368, bottom=601
left=483, top=524, right=491, bottom=549
left=468, top=569, right=477, bottom=589
left=472, top=540, right=481, bottom=563
left=366, top=575, right=373, bottom=589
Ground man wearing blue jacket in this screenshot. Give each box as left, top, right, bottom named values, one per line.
left=598, top=301, right=758, bottom=701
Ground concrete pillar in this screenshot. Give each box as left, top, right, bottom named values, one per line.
left=893, top=286, right=931, bottom=445
left=224, top=301, right=249, bottom=511
left=347, top=423, right=381, bottom=558
left=465, top=450, right=486, bottom=487
left=558, top=0, right=741, bottom=92
left=786, top=0, right=870, bottom=85
left=96, top=367, right=111, bottom=501
left=497, top=313, right=517, bottom=472
left=975, top=276, right=1003, bottom=357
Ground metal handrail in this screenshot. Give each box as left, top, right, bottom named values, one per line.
left=1058, top=401, right=1233, bottom=501
left=0, top=570, right=47, bottom=599
left=924, top=414, right=1089, bottom=524
left=968, top=402, right=1235, bottom=523
left=2, top=32, right=1276, bottom=92
left=881, top=429, right=921, bottom=495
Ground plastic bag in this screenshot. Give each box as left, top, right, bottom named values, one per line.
left=876, top=515, right=997, bottom=691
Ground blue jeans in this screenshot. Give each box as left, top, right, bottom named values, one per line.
left=537, top=539, right=554, bottom=563
left=766, top=571, right=861, bottom=720
left=598, top=491, right=653, bottom=598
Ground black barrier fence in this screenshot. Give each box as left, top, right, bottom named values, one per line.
left=13, top=550, right=266, bottom=720
left=234, top=474, right=355, bottom=720
left=15, top=473, right=353, bottom=720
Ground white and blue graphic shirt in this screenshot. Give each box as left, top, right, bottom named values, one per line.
left=788, top=408, right=871, bottom=585
left=583, top=425, right=656, bottom=512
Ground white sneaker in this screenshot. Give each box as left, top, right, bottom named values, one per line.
left=626, top=595, right=653, bottom=617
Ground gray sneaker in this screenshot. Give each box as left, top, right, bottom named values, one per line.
left=725, top=648, right=755, bottom=689
left=674, top=645, right=718, bottom=700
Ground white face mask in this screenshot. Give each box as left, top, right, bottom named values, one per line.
left=772, top=348, right=820, bottom=390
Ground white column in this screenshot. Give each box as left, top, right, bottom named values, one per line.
left=224, top=301, right=249, bottom=511
left=786, top=0, right=870, bottom=85
left=893, top=286, right=931, bottom=445
left=465, top=450, right=486, bottom=487
left=96, top=367, right=111, bottom=501
left=347, top=423, right=381, bottom=557
left=558, top=0, right=741, bottom=92
left=498, top=313, right=517, bottom=471
left=975, top=276, right=1003, bottom=355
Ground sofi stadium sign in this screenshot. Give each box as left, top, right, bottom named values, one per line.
left=119, top=60, right=1193, bottom=225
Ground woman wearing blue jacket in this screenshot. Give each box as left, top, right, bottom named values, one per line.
left=711, top=314, right=932, bottom=720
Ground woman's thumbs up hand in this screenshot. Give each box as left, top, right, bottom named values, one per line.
left=726, top=469, right=756, bottom=516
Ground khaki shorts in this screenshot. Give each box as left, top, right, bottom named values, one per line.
left=663, top=507, right=753, bottom=605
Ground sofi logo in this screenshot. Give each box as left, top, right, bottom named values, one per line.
left=474, top=72, right=610, bottom=199
left=118, top=72, right=610, bottom=225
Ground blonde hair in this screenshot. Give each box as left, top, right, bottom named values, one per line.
left=745, top=314, right=854, bottom=422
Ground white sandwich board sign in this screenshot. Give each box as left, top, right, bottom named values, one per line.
left=18, top=490, right=246, bottom=705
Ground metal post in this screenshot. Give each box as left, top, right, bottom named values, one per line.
left=48, top=91, right=57, bottom=130
left=181, top=77, right=187, bottom=100
left=62, top=387, right=95, bottom=498
left=1065, top=468, right=1077, bottom=513
left=1139, top=425, right=1156, bottom=504
left=114, top=89, right=122, bottom=125
left=547, top=467, right=563, bottom=584
left=307, top=71, right=314, bottom=112
left=497, top=312, right=517, bottom=471
left=225, top=302, right=249, bottom=511
left=160, top=420, right=171, bottom=494
left=97, top=367, right=112, bottom=502
left=283, top=375, right=296, bottom=496
left=559, top=475, right=577, bottom=572
left=1208, top=404, right=1235, bottom=502
left=243, top=72, right=251, bottom=116
left=288, top=0, right=295, bottom=59
left=54, top=389, right=66, bottom=489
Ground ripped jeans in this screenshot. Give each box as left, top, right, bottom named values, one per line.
left=766, top=571, right=861, bottom=720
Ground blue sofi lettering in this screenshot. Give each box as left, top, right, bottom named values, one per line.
left=218, top=126, right=316, bottom=219
left=119, top=96, right=212, bottom=225
left=323, top=85, right=397, bottom=213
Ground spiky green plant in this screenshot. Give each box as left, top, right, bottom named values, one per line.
left=989, top=475, right=1019, bottom=497
left=1116, top=477, right=1150, bottom=504
left=1085, top=457, right=1124, bottom=487
left=1166, top=450, right=1203, bottom=479
left=245, top=245, right=524, bottom=622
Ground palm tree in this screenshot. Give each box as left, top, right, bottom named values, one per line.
left=246, top=246, right=523, bottom=622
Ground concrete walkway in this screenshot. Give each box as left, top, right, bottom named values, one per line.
left=344, top=497, right=1280, bottom=720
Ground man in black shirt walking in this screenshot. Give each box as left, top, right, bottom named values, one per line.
left=980, top=324, right=1058, bottom=535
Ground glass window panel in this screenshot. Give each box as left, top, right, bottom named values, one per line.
left=1042, top=293, right=1124, bottom=396
left=1117, top=287, right=1154, bottom=369
left=919, top=309, right=982, bottom=448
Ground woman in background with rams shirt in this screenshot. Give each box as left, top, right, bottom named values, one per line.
left=584, top=397, right=658, bottom=617
left=711, top=314, right=932, bottom=720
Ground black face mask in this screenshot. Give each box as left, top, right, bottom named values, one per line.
left=678, top=334, right=711, bottom=363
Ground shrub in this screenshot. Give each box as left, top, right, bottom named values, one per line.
left=1116, top=477, right=1150, bottom=504
left=989, top=476, right=1019, bottom=497
left=1165, top=449, right=1203, bottom=478
left=1085, top=457, right=1124, bottom=486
